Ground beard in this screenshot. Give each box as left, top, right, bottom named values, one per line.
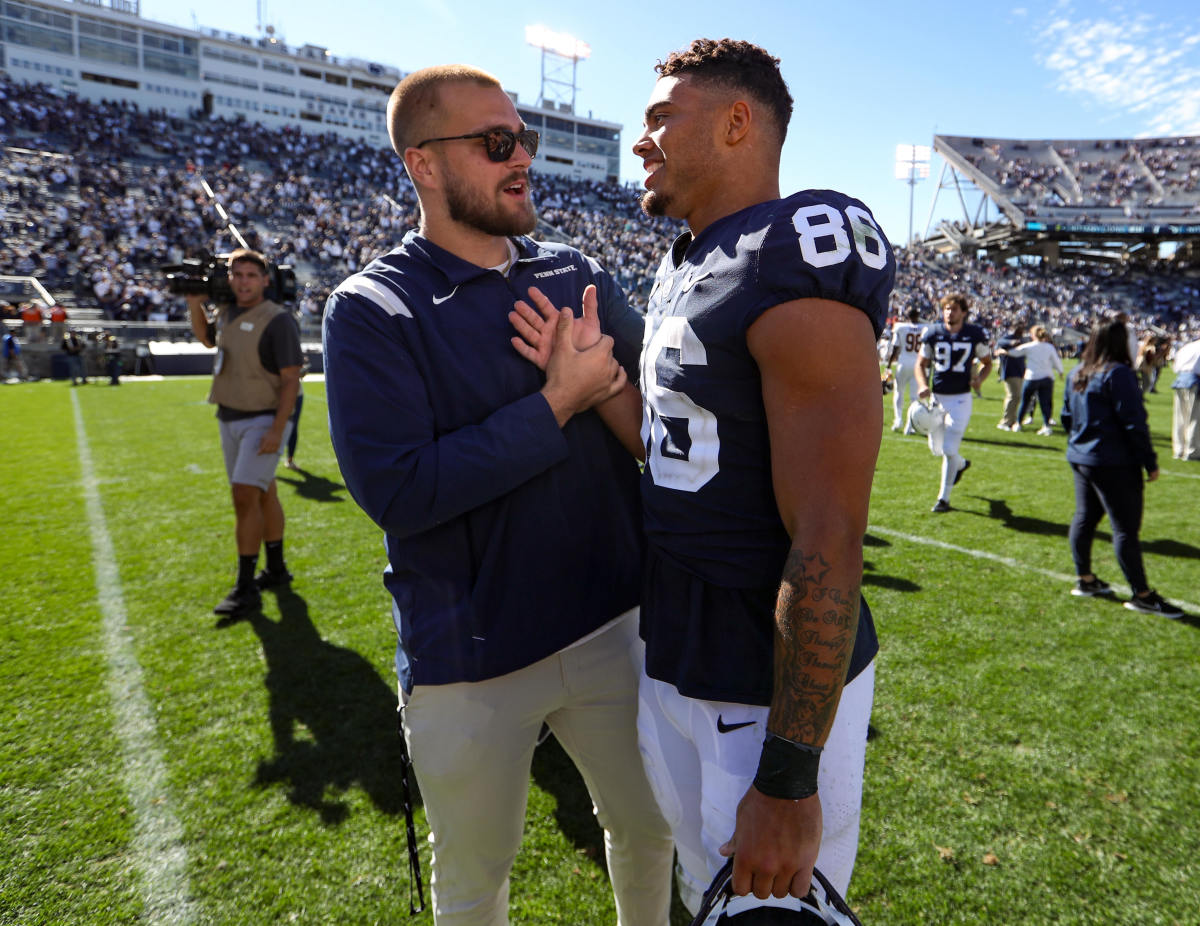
left=640, top=189, right=670, bottom=218
left=445, top=169, right=536, bottom=237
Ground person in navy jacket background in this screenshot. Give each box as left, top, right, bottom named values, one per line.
left=1061, top=319, right=1183, bottom=618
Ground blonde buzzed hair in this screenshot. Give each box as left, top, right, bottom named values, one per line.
left=387, top=65, right=501, bottom=156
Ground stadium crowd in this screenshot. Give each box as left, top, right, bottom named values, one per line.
left=2, top=74, right=1198, bottom=348
left=956, top=134, right=1200, bottom=217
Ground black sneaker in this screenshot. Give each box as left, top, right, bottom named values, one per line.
left=213, top=584, right=262, bottom=616
left=953, top=460, right=971, bottom=485
left=930, top=499, right=952, bottom=513
left=1071, top=577, right=1115, bottom=597
left=255, top=568, right=294, bottom=590
left=1124, top=591, right=1184, bottom=619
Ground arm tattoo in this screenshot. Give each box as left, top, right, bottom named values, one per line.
left=769, top=548, right=859, bottom=745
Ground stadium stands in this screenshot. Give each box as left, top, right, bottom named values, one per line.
left=894, top=244, right=1200, bottom=349
left=937, top=133, right=1200, bottom=224
left=2, top=73, right=1198, bottom=379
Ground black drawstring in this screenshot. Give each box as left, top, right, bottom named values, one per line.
left=398, top=709, right=426, bottom=916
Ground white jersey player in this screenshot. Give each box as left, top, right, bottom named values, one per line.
left=888, top=307, right=926, bottom=432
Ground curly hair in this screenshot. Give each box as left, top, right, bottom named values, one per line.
left=655, top=38, right=793, bottom=144
left=939, top=292, right=970, bottom=316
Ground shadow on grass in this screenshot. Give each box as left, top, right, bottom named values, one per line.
left=530, top=734, right=608, bottom=872
left=239, top=587, right=413, bottom=823
left=970, top=496, right=1079, bottom=539
left=1142, top=537, right=1200, bottom=561
left=972, top=497, right=1200, bottom=562
left=963, top=435, right=1062, bottom=453
left=862, top=537, right=920, bottom=591
left=529, top=736, right=694, bottom=925
left=275, top=466, right=348, bottom=503
left=863, top=572, right=921, bottom=592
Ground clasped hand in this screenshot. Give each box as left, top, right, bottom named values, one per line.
left=509, top=285, right=625, bottom=422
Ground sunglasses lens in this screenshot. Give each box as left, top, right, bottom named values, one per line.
left=518, top=130, right=539, bottom=158
left=481, top=130, right=538, bottom=161
left=483, top=130, right=514, bottom=162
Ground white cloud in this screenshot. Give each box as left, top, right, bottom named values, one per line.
left=1034, top=3, right=1200, bottom=136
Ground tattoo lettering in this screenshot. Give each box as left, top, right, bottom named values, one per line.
left=770, top=547, right=860, bottom=745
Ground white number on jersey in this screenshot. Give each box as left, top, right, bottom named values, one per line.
left=792, top=203, right=888, bottom=271
left=640, top=316, right=720, bottom=492
left=933, top=340, right=974, bottom=373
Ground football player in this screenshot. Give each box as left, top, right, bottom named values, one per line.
left=886, top=307, right=927, bottom=433
left=513, top=37, right=891, bottom=918
left=914, top=292, right=993, bottom=512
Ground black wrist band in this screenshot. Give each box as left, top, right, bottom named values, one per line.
left=752, top=733, right=822, bottom=800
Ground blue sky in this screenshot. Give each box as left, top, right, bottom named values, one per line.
left=142, top=0, right=1200, bottom=246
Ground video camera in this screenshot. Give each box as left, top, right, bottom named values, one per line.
left=162, top=252, right=297, bottom=305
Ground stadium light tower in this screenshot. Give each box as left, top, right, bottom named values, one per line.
left=895, top=144, right=931, bottom=246
left=525, top=25, right=591, bottom=113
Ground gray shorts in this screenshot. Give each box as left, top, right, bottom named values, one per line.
left=219, top=415, right=292, bottom=491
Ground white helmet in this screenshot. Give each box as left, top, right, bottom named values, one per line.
left=690, top=859, right=863, bottom=925
left=907, top=400, right=944, bottom=436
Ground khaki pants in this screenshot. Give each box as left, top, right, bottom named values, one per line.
left=1174, top=388, right=1200, bottom=460
left=402, top=610, right=673, bottom=926
left=1000, top=376, right=1023, bottom=427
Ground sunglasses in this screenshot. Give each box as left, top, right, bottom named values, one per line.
left=415, top=128, right=540, bottom=162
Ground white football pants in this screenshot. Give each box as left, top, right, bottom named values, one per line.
left=932, top=392, right=973, bottom=501
left=891, top=361, right=918, bottom=429
left=636, top=661, right=875, bottom=915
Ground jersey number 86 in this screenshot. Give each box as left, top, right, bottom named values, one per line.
left=641, top=202, right=887, bottom=493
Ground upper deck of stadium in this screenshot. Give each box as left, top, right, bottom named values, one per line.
left=934, top=133, right=1200, bottom=238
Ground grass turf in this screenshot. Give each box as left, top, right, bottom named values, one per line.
left=1, top=370, right=1197, bottom=924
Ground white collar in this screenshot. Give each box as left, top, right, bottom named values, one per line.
left=488, top=238, right=519, bottom=277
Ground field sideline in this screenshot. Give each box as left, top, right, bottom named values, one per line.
left=2, top=369, right=1198, bottom=925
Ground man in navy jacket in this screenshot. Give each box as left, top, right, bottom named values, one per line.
left=323, top=65, right=672, bottom=925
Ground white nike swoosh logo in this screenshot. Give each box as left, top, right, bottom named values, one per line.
left=680, top=272, right=713, bottom=293
left=431, top=286, right=459, bottom=305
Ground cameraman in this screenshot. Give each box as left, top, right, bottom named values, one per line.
left=187, top=248, right=303, bottom=617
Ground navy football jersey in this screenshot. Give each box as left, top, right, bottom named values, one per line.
left=638, top=189, right=893, bottom=705
left=920, top=322, right=992, bottom=395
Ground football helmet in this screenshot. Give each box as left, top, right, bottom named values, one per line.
left=906, top=400, right=945, bottom=437
left=689, top=859, right=863, bottom=925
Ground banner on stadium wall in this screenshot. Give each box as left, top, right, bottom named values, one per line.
left=1025, top=221, right=1200, bottom=236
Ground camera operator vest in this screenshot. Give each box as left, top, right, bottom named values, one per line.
left=208, top=299, right=285, bottom=413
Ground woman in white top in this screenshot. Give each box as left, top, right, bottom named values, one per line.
left=1000, top=325, right=1064, bottom=435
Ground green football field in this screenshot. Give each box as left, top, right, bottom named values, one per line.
left=2, top=371, right=1197, bottom=925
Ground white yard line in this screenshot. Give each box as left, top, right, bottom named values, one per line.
left=869, top=525, right=1200, bottom=615
left=72, top=391, right=195, bottom=924
left=1159, top=466, right=1200, bottom=480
